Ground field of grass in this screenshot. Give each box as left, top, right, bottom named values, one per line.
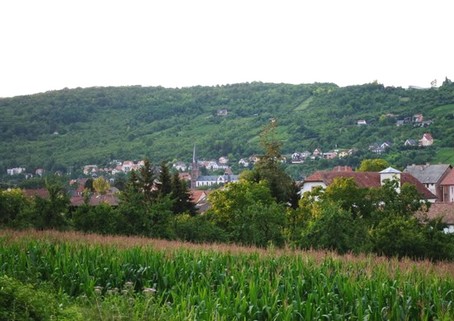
left=1, top=229, right=454, bottom=320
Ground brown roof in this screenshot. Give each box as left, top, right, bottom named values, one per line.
left=418, top=203, right=454, bottom=224
left=190, top=190, right=208, bottom=204
left=70, top=193, right=119, bottom=207
left=441, top=169, right=454, bottom=186
left=304, top=171, right=436, bottom=200
left=22, top=188, right=49, bottom=199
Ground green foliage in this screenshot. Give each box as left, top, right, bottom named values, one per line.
left=357, top=158, right=390, bottom=172
left=173, top=213, right=228, bottom=243
left=243, top=121, right=295, bottom=204
left=301, top=202, right=368, bottom=254
left=1, top=232, right=454, bottom=320
left=208, top=180, right=286, bottom=247
left=72, top=203, right=121, bottom=235
left=1, top=81, right=453, bottom=176
left=370, top=216, right=427, bottom=259
left=33, top=179, right=70, bottom=230
left=170, top=172, right=196, bottom=215
left=298, top=176, right=453, bottom=260
left=0, top=275, right=81, bottom=321
left=92, top=176, right=110, bottom=195
left=156, top=161, right=172, bottom=197
left=0, top=189, right=33, bottom=228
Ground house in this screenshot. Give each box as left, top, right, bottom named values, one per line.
left=338, top=150, right=350, bottom=158
left=416, top=203, right=454, bottom=233
left=248, top=155, right=261, bottom=164
left=35, top=168, right=45, bottom=176
left=369, top=143, right=390, bottom=154
left=218, top=156, right=229, bottom=165
left=301, top=151, right=312, bottom=159
left=7, top=167, right=26, bottom=175
left=440, top=168, right=454, bottom=203
left=291, top=152, right=305, bottom=163
left=369, top=143, right=386, bottom=155
left=357, top=120, right=367, bottom=126
left=173, top=161, right=188, bottom=171
left=203, top=160, right=229, bottom=171
left=121, top=161, right=135, bottom=172
left=70, top=189, right=120, bottom=207
left=238, top=158, right=250, bottom=167
left=419, top=133, right=433, bottom=146
left=396, top=120, right=405, bottom=126
left=196, top=175, right=239, bottom=188
left=322, top=151, right=337, bottom=160
left=83, top=165, right=98, bottom=175
left=404, top=164, right=452, bottom=200
left=404, top=139, right=418, bottom=147
left=300, top=167, right=437, bottom=202
left=179, top=172, right=192, bottom=182
left=312, top=148, right=322, bottom=158
left=413, top=113, right=424, bottom=123
left=217, top=109, right=228, bottom=116
left=190, top=190, right=210, bottom=213
left=419, top=120, right=433, bottom=127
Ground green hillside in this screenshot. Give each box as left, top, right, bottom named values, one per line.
left=1, top=80, right=454, bottom=176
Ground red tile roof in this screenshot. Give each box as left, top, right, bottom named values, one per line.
left=22, top=188, right=49, bottom=199
left=304, top=171, right=436, bottom=200
left=70, top=193, right=119, bottom=207
left=417, top=203, right=454, bottom=224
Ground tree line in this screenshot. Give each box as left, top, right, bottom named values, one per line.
left=2, top=80, right=454, bottom=177
left=1, top=123, right=454, bottom=261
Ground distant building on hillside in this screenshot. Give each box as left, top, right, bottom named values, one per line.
left=419, top=133, right=434, bottom=146
left=7, top=167, right=26, bottom=175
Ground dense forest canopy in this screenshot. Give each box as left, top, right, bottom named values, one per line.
left=1, top=80, right=454, bottom=176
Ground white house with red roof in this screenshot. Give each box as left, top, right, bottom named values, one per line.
left=419, top=133, right=433, bottom=146
left=300, top=167, right=437, bottom=202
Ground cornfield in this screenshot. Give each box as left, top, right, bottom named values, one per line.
left=1, top=229, right=453, bottom=320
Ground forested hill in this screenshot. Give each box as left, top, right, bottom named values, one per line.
left=1, top=80, right=454, bottom=174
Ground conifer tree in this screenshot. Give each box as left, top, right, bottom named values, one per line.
left=171, top=172, right=196, bottom=215
left=157, top=161, right=172, bottom=197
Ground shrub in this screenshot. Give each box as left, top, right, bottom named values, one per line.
left=0, top=275, right=81, bottom=321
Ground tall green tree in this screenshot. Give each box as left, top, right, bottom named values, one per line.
left=157, top=161, right=172, bottom=197
left=0, top=189, right=32, bottom=228
left=117, top=159, right=174, bottom=238
left=208, top=180, right=286, bottom=247
left=171, top=172, right=196, bottom=215
left=243, top=120, right=294, bottom=204
left=33, top=179, right=70, bottom=230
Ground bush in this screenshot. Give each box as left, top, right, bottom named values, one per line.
left=301, top=202, right=369, bottom=254
left=370, top=216, right=426, bottom=259
left=0, top=276, right=81, bottom=321
left=174, top=213, right=228, bottom=243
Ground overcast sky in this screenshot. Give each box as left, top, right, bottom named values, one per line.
left=1, top=0, right=453, bottom=97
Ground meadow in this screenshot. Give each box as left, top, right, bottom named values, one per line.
left=1, top=229, right=453, bottom=320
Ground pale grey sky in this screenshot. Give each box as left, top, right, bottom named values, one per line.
left=1, top=0, right=453, bottom=97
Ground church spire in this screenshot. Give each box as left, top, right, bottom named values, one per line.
left=191, top=144, right=199, bottom=189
